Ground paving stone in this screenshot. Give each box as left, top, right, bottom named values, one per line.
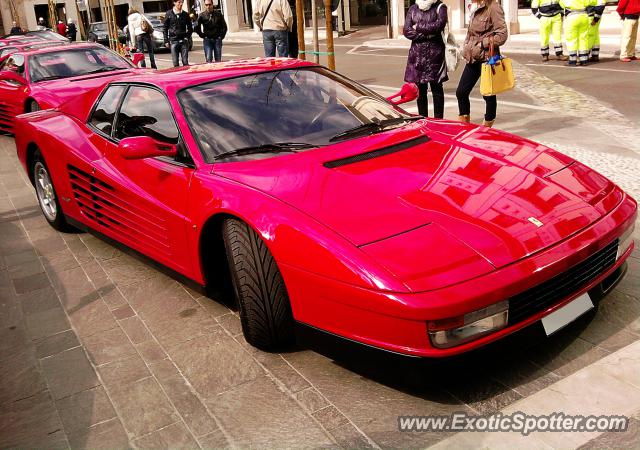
left=24, top=305, right=70, bottom=341
left=528, top=334, right=611, bottom=378
left=101, top=288, right=129, bottom=311
left=100, top=254, right=158, bottom=286
left=217, top=313, right=243, bottom=336
left=295, top=388, right=330, bottom=414
left=113, top=305, right=135, bottom=320
left=329, top=423, right=375, bottom=450
left=0, top=348, right=47, bottom=404
left=154, top=375, right=219, bottom=437
left=108, top=377, right=180, bottom=438
left=80, top=235, right=123, bottom=261
left=197, top=429, right=229, bottom=449
left=51, top=267, right=99, bottom=311
left=18, top=286, right=59, bottom=314
left=12, top=272, right=51, bottom=294
left=207, top=375, right=334, bottom=449
left=65, top=238, right=94, bottom=264
left=0, top=390, right=68, bottom=449
left=7, top=259, right=44, bottom=280
left=167, top=327, right=263, bottom=399
left=445, top=375, right=524, bottom=415
left=41, top=248, right=80, bottom=274
left=194, top=295, right=232, bottom=319
left=31, top=236, right=68, bottom=256
left=3, top=248, right=39, bottom=267
left=0, top=322, right=29, bottom=359
left=133, top=421, right=198, bottom=449
left=148, top=358, right=182, bottom=382
left=119, top=315, right=152, bottom=344
left=578, top=416, right=640, bottom=450
left=82, top=326, right=136, bottom=366
left=67, top=293, right=118, bottom=338
left=97, top=354, right=151, bottom=387
left=56, top=385, right=117, bottom=435
left=35, top=330, right=80, bottom=359
left=136, top=340, right=167, bottom=363
left=150, top=307, right=219, bottom=351
left=312, top=406, right=349, bottom=431
left=67, top=417, right=130, bottom=449
left=490, top=358, right=562, bottom=398
left=40, top=346, right=100, bottom=400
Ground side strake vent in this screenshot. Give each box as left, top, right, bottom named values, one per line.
left=67, top=165, right=171, bottom=256
left=323, top=135, right=430, bottom=169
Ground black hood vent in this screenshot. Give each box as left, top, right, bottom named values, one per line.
left=323, top=135, right=430, bottom=169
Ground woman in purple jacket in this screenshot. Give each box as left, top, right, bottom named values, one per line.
left=403, top=0, right=448, bottom=118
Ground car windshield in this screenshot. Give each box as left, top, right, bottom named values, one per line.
left=178, top=67, right=414, bottom=162
left=149, top=20, right=162, bottom=27
left=28, top=47, right=131, bottom=82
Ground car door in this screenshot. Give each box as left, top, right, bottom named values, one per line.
left=0, top=54, right=28, bottom=130
left=90, top=84, right=195, bottom=278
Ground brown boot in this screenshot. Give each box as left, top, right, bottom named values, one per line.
left=483, top=119, right=495, bottom=128
left=458, top=115, right=471, bottom=123
left=557, top=54, right=569, bottom=61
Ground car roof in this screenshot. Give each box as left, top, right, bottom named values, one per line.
left=118, top=58, right=319, bottom=91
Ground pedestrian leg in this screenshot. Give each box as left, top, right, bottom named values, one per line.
left=588, top=19, right=602, bottom=61
left=456, top=62, right=481, bottom=119
left=214, top=37, right=223, bottom=62
left=551, top=14, right=566, bottom=59
left=275, top=30, right=289, bottom=57
left=171, top=41, right=180, bottom=67
left=417, top=83, right=429, bottom=117
left=136, top=35, right=147, bottom=68
left=145, top=35, right=157, bottom=69
left=180, top=40, right=189, bottom=66
left=564, top=14, right=579, bottom=65
left=540, top=15, right=552, bottom=60
left=429, top=81, right=444, bottom=119
left=620, top=17, right=638, bottom=60
left=263, top=31, right=276, bottom=57
left=577, top=14, right=591, bottom=65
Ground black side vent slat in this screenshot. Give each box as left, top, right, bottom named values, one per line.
left=508, top=239, right=619, bottom=325
left=323, top=135, right=430, bottom=169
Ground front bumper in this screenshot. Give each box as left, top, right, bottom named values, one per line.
left=283, top=193, right=637, bottom=357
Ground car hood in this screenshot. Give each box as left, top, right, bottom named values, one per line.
left=214, top=121, right=620, bottom=274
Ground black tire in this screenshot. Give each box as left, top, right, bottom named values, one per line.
left=32, top=150, right=74, bottom=232
left=223, top=218, right=295, bottom=350
left=26, top=99, right=40, bottom=113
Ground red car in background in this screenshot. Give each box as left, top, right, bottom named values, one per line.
left=14, top=59, right=636, bottom=357
left=0, top=40, right=68, bottom=61
left=0, top=43, right=137, bottom=133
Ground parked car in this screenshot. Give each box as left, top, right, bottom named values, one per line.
left=87, top=21, right=126, bottom=46
left=22, top=29, right=70, bottom=43
left=14, top=59, right=637, bottom=356
left=0, top=43, right=137, bottom=133
left=0, top=40, right=69, bottom=61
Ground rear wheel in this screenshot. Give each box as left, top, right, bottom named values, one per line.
left=32, top=150, right=74, bottom=232
left=222, top=218, right=295, bottom=350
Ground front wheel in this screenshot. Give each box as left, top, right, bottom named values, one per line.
left=33, top=150, right=74, bottom=232
left=223, top=218, right=295, bottom=350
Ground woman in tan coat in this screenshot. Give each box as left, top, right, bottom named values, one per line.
left=456, top=0, right=508, bottom=127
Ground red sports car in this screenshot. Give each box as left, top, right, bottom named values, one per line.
left=15, top=59, right=636, bottom=357
left=0, top=43, right=137, bottom=133
left=0, top=40, right=68, bottom=61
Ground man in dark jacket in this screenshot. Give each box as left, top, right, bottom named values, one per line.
left=164, top=0, right=193, bottom=66
left=196, top=2, right=227, bottom=62
left=9, top=21, right=23, bottom=35
left=66, top=19, right=77, bottom=41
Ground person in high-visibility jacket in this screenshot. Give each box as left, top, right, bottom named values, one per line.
left=587, top=0, right=606, bottom=61
left=560, top=0, right=597, bottom=65
left=532, top=0, right=568, bottom=60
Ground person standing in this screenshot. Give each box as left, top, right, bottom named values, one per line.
left=66, top=19, right=77, bottom=41
left=253, top=0, right=293, bottom=57
left=455, top=0, right=508, bottom=127
left=196, top=2, right=228, bottom=62
left=531, top=0, right=567, bottom=60
left=36, top=17, right=47, bottom=31
left=617, top=0, right=640, bottom=61
left=587, top=0, right=605, bottom=61
left=9, top=21, right=23, bottom=35
left=560, top=0, right=596, bottom=65
left=287, top=0, right=299, bottom=58
left=128, top=8, right=157, bottom=69
left=57, top=20, right=67, bottom=36
left=403, top=0, right=448, bottom=119
left=164, top=0, right=193, bottom=67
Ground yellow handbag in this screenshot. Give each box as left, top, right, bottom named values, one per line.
left=480, top=38, right=515, bottom=96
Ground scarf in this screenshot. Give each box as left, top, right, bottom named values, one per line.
left=416, top=0, right=438, bottom=11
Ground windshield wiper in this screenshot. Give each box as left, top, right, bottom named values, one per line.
left=83, top=66, right=125, bottom=75
left=214, top=142, right=317, bottom=161
left=36, top=75, right=67, bottom=82
left=329, top=116, right=422, bottom=143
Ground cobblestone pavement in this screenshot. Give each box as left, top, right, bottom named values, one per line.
left=1, top=53, right=639, bottom=448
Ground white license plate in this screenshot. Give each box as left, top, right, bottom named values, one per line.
left=541, top=292, right=594, bottom=336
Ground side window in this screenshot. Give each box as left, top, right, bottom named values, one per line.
left=114, top=87, right=179, bottom=144
left=3, top=54, right=25, bottom=75
left=89, top=85, right=126, bottom=135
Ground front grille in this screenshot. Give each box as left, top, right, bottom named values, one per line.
left=508, top=239, right=619, bottom=325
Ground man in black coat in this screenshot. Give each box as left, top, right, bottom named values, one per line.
left=9, top=21, right=23, bottom=35
left=163, top=0, right=193, bottom=66
left=195, top=2, right=227, bottom=62
left=66, top=20, right=77, bottom=41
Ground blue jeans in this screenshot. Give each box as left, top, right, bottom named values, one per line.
left=262, top=30, right=288, bottom=57
left=136, top=34, right=156, bottom=69
left=203, top=37, right=223, bottom=62
left=170, top=38, right=189, bottom=67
